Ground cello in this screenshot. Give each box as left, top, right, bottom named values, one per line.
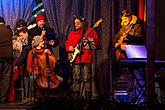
left=36, top=48, right=59, bottom=89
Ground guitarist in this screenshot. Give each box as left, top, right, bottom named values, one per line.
left=112, top=10, right=144, bottom=102
left=113, top=10, right=144, bottom=61
left=65, top=16, right=99, bottom=100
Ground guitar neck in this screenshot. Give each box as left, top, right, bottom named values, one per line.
left=76, top=18, right=102, bottom=47
left=86, top=27, right=95, bottom=37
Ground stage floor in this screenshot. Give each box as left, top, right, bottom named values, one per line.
left=0, top=96, right=165, bottom=110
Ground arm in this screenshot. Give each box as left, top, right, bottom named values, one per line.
left=26, top=50, right=33, bottom=74
left=65, top=32, right=74, bottom=52
left=112, top=27, right=125, bottom=47
left=125, top=23, right=143, bottom=44
left=16, top=45, right=32, bottom=66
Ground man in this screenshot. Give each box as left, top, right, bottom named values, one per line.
left=28, top=14, right=51, bottom=39
left=113, top=10, right=144, bottom=102
left=65, top=16, right=99, bottom=100
left=28, top=14, right=58, bottom=51
left=113, top=9, right=144, bottom=61
left=0, top=17, right=13, bottom=103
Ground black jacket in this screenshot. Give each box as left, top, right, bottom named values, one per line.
left=28, top=25, right=54, bottom=45
left=0, top=24, right=13, bottom=58
left=16, top=45, right=32, bottom=66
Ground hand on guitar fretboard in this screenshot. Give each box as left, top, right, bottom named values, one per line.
left=115, top=32, right=127, bottom=48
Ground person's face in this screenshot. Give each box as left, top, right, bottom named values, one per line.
left=31, top=38, right=44, bottom=48
left=74, top=19, right=83, bottom=30
left=121, top=16, right=131, bottom=26
left=19, top=32, right=28, bottom=42
left=17, top=26, right=23, bottom=31
left=37, top=20, right=45, bottom=28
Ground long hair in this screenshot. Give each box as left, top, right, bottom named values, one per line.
left=73, top=16, right=88, bottom=30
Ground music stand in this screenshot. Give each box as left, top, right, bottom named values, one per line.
left=82, top=38, right=96, bottom=50
left=79, top=38, right=97, bottom=100
left=45, top=33, right=58, bottom=41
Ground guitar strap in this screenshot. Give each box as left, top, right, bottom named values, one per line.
left=76, top=27, right=88, bottom=46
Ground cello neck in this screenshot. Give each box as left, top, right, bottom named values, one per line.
left=46, top=52, right=50, bottom=68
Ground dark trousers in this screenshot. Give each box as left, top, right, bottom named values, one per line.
left=0, top=59, right=12, bottom=103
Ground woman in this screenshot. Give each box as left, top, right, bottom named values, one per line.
left=26, top=35, right=61, bottom=101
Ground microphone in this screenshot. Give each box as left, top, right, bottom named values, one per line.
left=42, top=27, right=45, bottom=31
left=41, top=26, right=46, bottom=34
left=41, top=24, right=45, bottom=30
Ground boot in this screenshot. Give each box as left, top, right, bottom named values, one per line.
left=72, top=91, right=80, bottom=100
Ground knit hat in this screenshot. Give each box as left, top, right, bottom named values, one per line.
left=36, top=14, right=45, bottom=23
left=32, top=35, right=43, bottom=47
left=16, top=19, right=27, bottom=28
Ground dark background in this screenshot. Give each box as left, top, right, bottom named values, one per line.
left=155, top=1, right=165, bottom=60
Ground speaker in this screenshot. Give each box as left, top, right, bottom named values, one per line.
left=114, top=90, right=129, bottom=102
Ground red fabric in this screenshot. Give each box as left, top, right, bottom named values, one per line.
left=36, top=14, right=45, bottom=23
left=26, top=49, right=44, bottom=74
left=138, top=0, right=144, bottom=20
left=8, top=57, right=23, bottom=102
left=26, top=48, right=57, bottom=75
left=65, top=28, right=99, bottom=63
left=26, top=48, right=58, bottom=98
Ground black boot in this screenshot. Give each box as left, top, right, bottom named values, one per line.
left=85, top=91, right=92, bottom=100
left=72, top=91, right=80, bottom=100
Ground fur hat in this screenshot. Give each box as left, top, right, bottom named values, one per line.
left=16, top=19, right=27, bottom=28
left=36, top=14, right=45, bottom=23
left=32, top=36, right=43, bottom=47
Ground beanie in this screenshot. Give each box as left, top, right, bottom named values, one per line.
left=36, top=14, right=45, bottom=23
left=32, top=36, right=43, bottom=47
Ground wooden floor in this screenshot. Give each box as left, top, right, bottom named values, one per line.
left=0, top=97, right=165, bottom=110
left=0, top=104, right=30, bottom=110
